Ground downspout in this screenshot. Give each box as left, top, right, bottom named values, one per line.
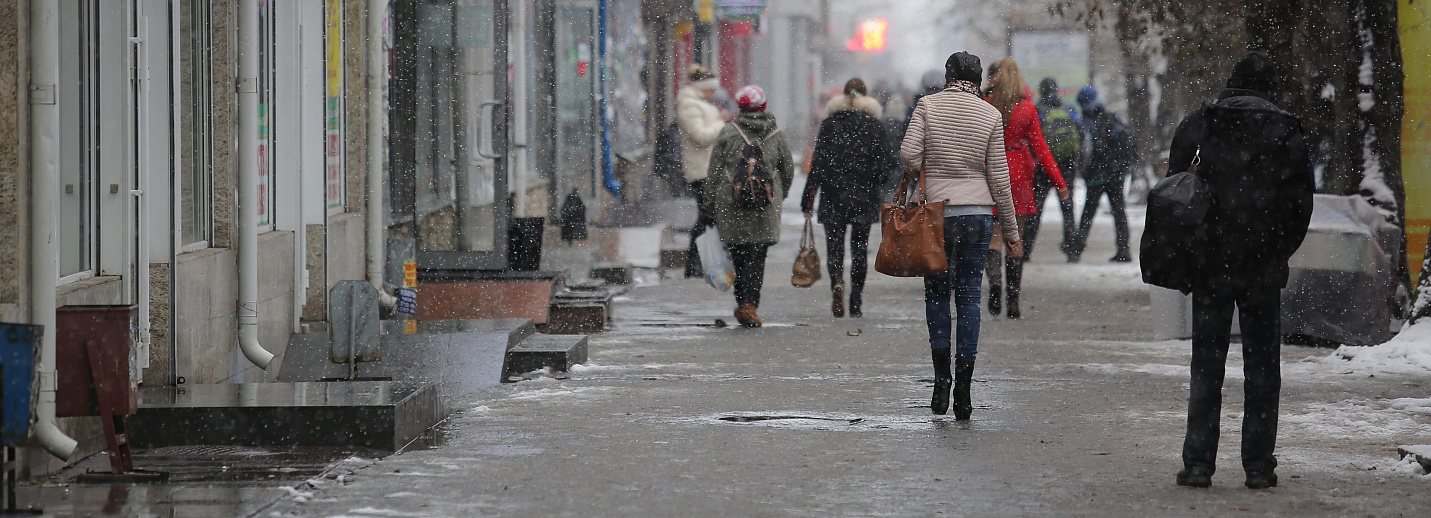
left=597, top=0, right=618, bottom=197
left=237, top=0, right=273, bottom=369
left=29, top=0, right=79, bottom=460
left=367, top=0, right=396, bottom=309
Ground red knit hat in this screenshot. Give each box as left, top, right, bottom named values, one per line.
left=735, top=85, right=767, bottom=112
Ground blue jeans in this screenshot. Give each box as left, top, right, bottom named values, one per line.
left=923, top=215, right=994, bottom=362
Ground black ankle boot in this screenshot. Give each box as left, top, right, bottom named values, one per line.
left=1006, top=293, right=1021, bottom=320
left=953, top=359, right=975, bottom=420
left=1176, top=466, right=1213, bottom=488
left=931, top=349, right=952, bottom=415
left=988, top=286, right=1002, bottom=316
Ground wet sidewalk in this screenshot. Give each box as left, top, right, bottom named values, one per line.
left=258, top=192, right=1430, bottom=516
left=15, top=189, right=1429, bottom=516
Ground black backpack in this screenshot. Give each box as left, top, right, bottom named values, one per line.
left=728, top=125, right=780, bottom=210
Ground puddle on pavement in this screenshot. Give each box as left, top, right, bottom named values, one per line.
left=698, top=412, right=968, bottom=432
left=719, top=415, right=865, bottom=424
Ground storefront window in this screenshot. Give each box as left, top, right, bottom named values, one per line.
left=181, top=0, right=213, bottom=247
left=59, top=0, right=95, bottom=277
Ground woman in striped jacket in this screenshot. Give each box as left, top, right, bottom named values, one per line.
left=899, top=52, right=1021, bottom=420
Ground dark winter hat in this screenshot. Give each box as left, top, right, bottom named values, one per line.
left=1039, top=77, right=1059, bottom=99
left=1227, top=51, right=1278, bottom=92
left=1076, top=86, right=1098, bottom=107
left=945, top=52, right=983, bottom=87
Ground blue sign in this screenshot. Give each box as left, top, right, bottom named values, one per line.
left=396, top=288, right=418, bottom=315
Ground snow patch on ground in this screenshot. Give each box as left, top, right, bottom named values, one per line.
left=501, top=385, right=609, bottom=401
left=1023, top=262, right=1144, bottom=294
left=1281, top=399, right=1431, bottom=443
left=1311, top=321, right=1431, bottom=375
left=1071, top=362, right=1205, bottom=379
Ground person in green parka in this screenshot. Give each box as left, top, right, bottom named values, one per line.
left=700, top=85, right=795, bottom=328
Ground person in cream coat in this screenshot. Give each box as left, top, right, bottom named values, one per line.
left=678, top=65, right=727, bottom=278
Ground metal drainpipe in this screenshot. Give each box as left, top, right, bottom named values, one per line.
left=367, top=0, right=395, bottom=308
left=237, top=0, right=273, bottom=369
left=29, top=0, right=79, bottom=460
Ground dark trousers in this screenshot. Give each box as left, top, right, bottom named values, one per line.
left=923, top=215, right=994, bottom=363
left=685, top=180, right=711, bottom=276
left=1024, top=173, right=1076, bottom=260
left=728, top=243, right=770, bottom=307
left=1072, top=180, right=1130, bottom=256
left=1183, top=284, right=1282, bottom=474
left=986, top=216, right=1033, bottom=298
left=823, top=223, right=871, bottom=295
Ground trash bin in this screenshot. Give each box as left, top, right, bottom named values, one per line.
left=55, top=306, right=139, bottom=418
left=1, top=323, right=42, bottom=445
left=508, top=217, right=547, bottom=271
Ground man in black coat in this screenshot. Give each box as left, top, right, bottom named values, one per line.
left=1166, top=51, right=1315, bottom=490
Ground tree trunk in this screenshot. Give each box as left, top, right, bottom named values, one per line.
left=1360, top=0, right=1411, bottom=303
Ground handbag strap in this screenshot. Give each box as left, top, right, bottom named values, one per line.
left=800, top=216, right=813, bottom=248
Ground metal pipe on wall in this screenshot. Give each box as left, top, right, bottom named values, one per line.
left=237, top=0, right=273, bottom=369
left=29, top=0, right=80, bottom=460
left=367, top=0, right=395, bottom=308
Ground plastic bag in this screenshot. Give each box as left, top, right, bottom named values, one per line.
left=696, top=226, right=735, bottom=292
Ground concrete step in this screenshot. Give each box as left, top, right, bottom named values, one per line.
left=126, top=381, right=442, bottom=451
left=503, top=334, right=589, bottom=380
left=279, top=318, right=535, bottom=399
left=590, top=263, right=633, bottom=285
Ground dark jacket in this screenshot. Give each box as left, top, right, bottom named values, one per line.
left=802, top=95, right=891, bottom=225
left=1081, top=103, right=1132, bottom=187
left=1166, top=89, right=1315, bottom=294
left=702, top=111, right=795, bottom=245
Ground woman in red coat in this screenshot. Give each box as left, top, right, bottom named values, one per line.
left=984, top=57, right=1070, bottom=319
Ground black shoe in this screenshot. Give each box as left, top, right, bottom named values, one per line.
left=953, top=359, right=975, bottom=420
left=1176, top=466, right=1213, bottom=488
left=1006, top=293, right=1021, bottom=320
left=988, top=286, right=1002, bottom=316
left=1066, top=253, right=1081, bottom=263
left=931, top=349, right=952, bottom=415
left=1245, top=470, right=1278, bottom=489
left=849, top=293, right=863, bottom=318
left=1109, top=251, right=1132, bottom=263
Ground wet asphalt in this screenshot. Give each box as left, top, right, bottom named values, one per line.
left=265, top=196, right=1431, bottom=517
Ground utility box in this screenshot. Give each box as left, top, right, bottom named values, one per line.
left=55, top=306, right=139, bottom=418
left=1, top=323, right=43, bottom=445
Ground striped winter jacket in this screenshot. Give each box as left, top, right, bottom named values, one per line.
left=900, top=86, right=1021, bottom=243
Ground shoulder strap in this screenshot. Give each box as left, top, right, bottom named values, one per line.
left=733, top=124, right=753, bottom=146
left=761, top=127, right=781, bottom=143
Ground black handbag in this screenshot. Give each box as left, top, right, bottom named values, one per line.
left=1141, top=144, right=1211, bottom=293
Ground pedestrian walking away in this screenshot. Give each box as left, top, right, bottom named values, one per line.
left=678, top=65, right=728, bottom=279
left=982, top=59, right=1070, bottom=320
left=702, top=84, right=794, bottom=329
left=1069, top=86, right=1135, bottom=263
left=1155, top=51, right=1315, bottom=490
left=1026, top=77, right=1082, bottom=262
left=901, top=51, right=1021, bottom=419
left=803, top=77, right=891, bottom=318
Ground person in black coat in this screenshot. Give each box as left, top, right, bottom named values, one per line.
left=1164, top=51, right=1315, bottom=490
left=802, top=78, right=891, bottom=318
left=1069, top=86, right=1135, bottom=262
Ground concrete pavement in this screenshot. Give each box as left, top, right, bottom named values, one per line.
left=268, top=196, right=1431, bottom=517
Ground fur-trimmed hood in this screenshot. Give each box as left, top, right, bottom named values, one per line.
left=825, top=94, right=883, bottom=119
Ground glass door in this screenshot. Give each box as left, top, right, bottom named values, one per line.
left=555, top=5, right=596, bottom=202
left=397, top=0, right=510, bottom=270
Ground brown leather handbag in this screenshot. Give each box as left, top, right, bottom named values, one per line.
left=874, top=169, right=947, bottom=277
left=791, top=215, right=822, bottom=287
